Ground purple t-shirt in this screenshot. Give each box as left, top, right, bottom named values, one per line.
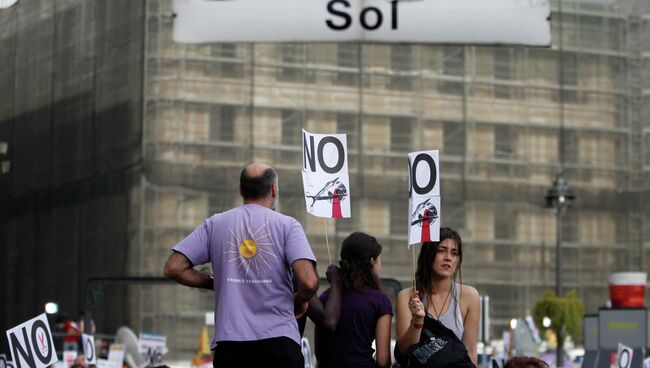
left=315, top=287, right=393, bottom=368
left=172, top=204, right=316, bottom=347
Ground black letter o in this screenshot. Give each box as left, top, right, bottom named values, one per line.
left=31, top=320, right=52, bottom=363
left=318, top=137, right=345, bottom=174
left=360, top=7, right=383, bottom=30
left=411, top=154, right=436, bottom=195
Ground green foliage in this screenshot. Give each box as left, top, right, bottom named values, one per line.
left=533, top=290, right=585, bottom=342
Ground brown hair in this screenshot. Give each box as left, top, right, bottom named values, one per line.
left=504, top=357, right=549, bottom=368
left=339, top=232, right=382, bottom=291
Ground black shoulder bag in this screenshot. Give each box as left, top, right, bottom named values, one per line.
left=394, top=315, right=475, bottom=368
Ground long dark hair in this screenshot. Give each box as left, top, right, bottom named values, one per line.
left=339, top=232, right=382, bottom=291
left=415, top=227, right=464, bottom=326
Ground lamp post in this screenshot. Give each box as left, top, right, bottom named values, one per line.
left=545, top=172, right=575, bottom=368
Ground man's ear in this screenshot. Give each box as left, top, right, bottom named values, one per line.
left=271, top=183, right=278, bottom=198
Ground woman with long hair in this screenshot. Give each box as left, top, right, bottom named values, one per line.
left=314, top=232, right=392, bottom=368
left=395, top=227, right=480, bottom=366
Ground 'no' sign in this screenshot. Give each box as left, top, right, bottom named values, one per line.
left=5, top=314, right=58, bottom=368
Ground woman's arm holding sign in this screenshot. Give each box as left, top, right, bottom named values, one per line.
left=396, top=288, right=426, bottom=355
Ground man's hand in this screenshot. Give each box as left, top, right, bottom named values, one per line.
left=294, top=293, right=309, bottom=319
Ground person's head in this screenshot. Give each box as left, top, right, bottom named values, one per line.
left=504, top=357, right=548, bottom=368
left=239, top=164, right=278, bottom=209
left=339, top=232, right=383, bottom=291
left=416, top=227, right=463, bottom=292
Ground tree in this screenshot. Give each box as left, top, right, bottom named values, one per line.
left=533, top=290, right=585, bottom=346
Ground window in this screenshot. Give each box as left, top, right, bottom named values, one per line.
left=390, top=117, right=413, bottom=152
left=389, top=45, right=412, bottom=90
left=439, top=47, right=465, bottom=95
left=209, top=105, right=236, bottom=141
left=336, top=44, right=358, bottom=86
left=494, top=49, right=513, bottom=99
left=208, top=44, right=244, bottom=78
left=561, top=211, right=578, bottom=243
left=556, top=52, right=584, bottom=104
left=494, top=126, right=514, bottom=159
left=443, top=122, right=465, bottom=156
left=561, top=131, right=579, bottom=164
left=337, top=113, right=357, bottom=150
left=278, top=44, right=315, bottom=83
left=390, top=200, right=408, bottom=236
left=494, top=208, right=514, bottom=240
left=281, top=110, right=302, bottom=146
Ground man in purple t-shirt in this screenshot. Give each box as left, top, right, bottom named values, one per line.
left=163, top=163, right=319, bottom=368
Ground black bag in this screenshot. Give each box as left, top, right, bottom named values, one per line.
left=394, top=315, right=475, bottom=368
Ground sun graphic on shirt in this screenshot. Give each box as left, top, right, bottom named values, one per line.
left=225, top=221, right=277, bottom=277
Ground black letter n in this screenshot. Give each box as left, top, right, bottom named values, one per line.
left=10, top=328, right=36, bottom=368
left=303, top=133, right=316, bottom=172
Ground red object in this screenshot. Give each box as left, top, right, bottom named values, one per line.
left=331, top=192, right=342, bottom=218
left=63, top=320, right=81, bottom=343
left=609, top=284, right=646, bottom=308
left=420, top=209, right=431, bottom=242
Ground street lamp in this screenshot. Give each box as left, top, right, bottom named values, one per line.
left=545, top=172, right=575, bottom=368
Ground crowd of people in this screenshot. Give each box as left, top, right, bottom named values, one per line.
left=162, top=163, right=491, bottom=367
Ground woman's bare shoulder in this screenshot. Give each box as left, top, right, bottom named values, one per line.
left=460, top=284, right=480, bottom=302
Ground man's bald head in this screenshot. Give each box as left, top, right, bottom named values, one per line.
left=240, top=164, right=278, bottom=200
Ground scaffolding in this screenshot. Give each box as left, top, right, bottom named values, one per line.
left=1, top=0, right=649, bottom=357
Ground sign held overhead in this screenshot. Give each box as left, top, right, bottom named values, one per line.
left=408, top=150, right=440, bottom=246
left=302, top=129, right=351, bottom=219
left=5, top=314, right=58, bottom=368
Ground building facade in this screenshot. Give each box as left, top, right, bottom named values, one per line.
left=1, top=0, right=649, bottom=357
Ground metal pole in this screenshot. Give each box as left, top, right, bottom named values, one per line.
left=556, top=206, right=563, bottom=368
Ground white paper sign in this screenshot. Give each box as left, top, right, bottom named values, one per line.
left=5, top=314, right=58, bottom=368
left=95, top=359, right=113, bottom=368
left=62, top=351, right=76, bottom=368
left=138, top=333, right=167, bottom=367
left=0, top=354, right=15, bottom=368
left=173, top=0, right=551, bottom=46
left=81, top=334, right=96, bottom=365
left=617, top=343, right=633, bottom=368
left=107, top=344, right=126, bottom=367
left=302, top=130, right=351, bottom=218
left=408, top=150, right=440, bottom=246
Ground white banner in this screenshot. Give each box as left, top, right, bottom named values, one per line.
left=302, top=130, right=351, bottom=219
left=5, top=314, right=58, bottom=368
left=617, top=343, right=633, bottom=368
left=138, top=333, right=167, bottom=367
left=81, top=335, right=96, bottom=365
left=173, top=0, right=551, bottom=45
left=408, top=150, right=440, bottom=246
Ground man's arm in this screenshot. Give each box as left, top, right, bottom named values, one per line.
left=292, top=258, right=319, bottom=318
left=163, top=251, right=213, bottom=290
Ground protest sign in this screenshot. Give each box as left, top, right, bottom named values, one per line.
left=5, top=314, right=57, bottom=368
left=408, top=150, right=440, bottom=246
left=302, top=129, right=351, bottom=218
left=138, top=333, right=167, bottom=367
left=81, top=334, right=96, bottom=365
